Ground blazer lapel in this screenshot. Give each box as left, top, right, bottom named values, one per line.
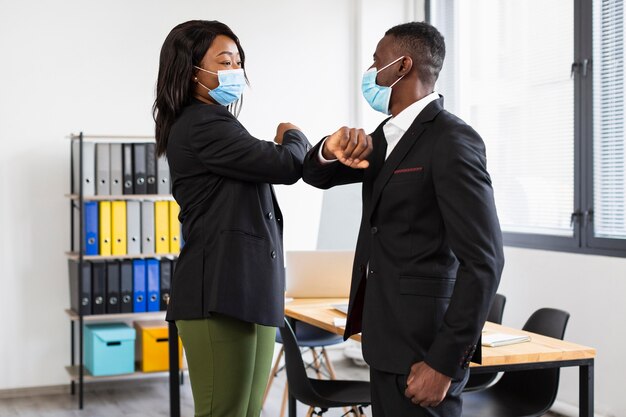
left=368, top=98, right=444, bottom=221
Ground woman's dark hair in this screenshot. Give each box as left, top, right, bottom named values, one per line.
left=153, top=20, right=246, bottom=156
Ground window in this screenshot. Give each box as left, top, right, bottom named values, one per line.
left=429, top=0, right=626, bottom=256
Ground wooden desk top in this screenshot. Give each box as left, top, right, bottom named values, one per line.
left=284, top=298, right=596, bottom=367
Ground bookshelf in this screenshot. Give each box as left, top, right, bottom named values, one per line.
left=66, top=132, right=181, bottom=409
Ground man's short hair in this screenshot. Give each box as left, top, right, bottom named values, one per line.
left=385, top=22, right=445, bottom=87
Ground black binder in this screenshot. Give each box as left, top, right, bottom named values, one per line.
left=146, top=143, right=157, bottom=194
left=68, top=260, right=92, bottom=316
left=123, top=143, right=134, bottom=194
left=133, top=144, right=147, bottom=194
left=160, top=259, right=172, bottom=311
left=91, top=262, right=106, bottom=315
left=106, top=261, right=121, bottom=314
left=120, top=260, right=134, bottom=313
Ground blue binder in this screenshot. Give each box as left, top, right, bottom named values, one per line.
left=84, top=201, right=99, bottom=255
left=132, top=259, right=147, bottom=313
left=146, top=259, right=160, bottom=312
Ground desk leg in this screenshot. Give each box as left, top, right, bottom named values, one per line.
left=287, top=318, right=297, bottom=417
left=579, top=360, right=594, bottom=417
left=169, top=321, right=180, bottom=417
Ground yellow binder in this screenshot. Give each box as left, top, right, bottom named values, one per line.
left=99, top=201, right=112, bottom=256
left=111, top=201, right=127, bottom=255
left=169, top=201, right=181, bottom=254
left=155, top=201, right=170, bottom=254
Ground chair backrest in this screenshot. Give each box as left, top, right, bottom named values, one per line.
left=496, top=307, right=570, bottom=414
left=523, top=307, right=569, bottom=339
left=487, top=293, right=506, bottom=324
left=278, top=319, right=323, bottom=405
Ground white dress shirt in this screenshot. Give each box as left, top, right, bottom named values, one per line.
left=318, top=92, right=440, bottom=163
left=382, top=91, right=439, bottom=159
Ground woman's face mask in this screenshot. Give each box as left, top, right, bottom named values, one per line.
left=194, top=66, right=246, bottom=106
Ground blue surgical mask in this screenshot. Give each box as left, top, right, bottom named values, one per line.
left=194, top=66, right=246, bottom=106
left=361, top=56, right=405, bottom=115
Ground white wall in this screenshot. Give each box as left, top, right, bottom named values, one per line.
left=0, top=0, right=356, bottom=390
left=499, top=248, right=626, bottom=417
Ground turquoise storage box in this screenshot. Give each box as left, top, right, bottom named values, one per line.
left=84, top=323, right=136, bottom=376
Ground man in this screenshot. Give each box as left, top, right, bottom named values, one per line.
left=302, top=22, right=504, bottom=416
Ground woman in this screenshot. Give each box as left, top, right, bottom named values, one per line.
left=153, top=20, right=311, bottom=417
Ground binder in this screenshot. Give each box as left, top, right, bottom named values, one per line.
left=160, top=259, right=172, bottom=311
left=157, top=156, right=170, bottom=195
left=133, top=259, right=147, bottom=313
left=72, top=141, right=95, bottom=196
left=68, top=260, right=92, bottom=315
left=95, top=143, right=110, bottom=195
left=111, top=201, right=127, bottom=255
left=141, top=201, right=155, bottom=254
left=123, top=143, right=134, bottom=194
left=99, top=201, right=112, bottom=256
left=110, top=144, right=123, bottom=195
left=154, top=201, right=170, bottom=253
left=120, top=260, right=134, bottom=313
left=126, top=201, right=141, bottom=255
left=106, top=261, right=121, bottom=314
left=146, top=259, right=160, bottom=312
left=169, top=201, right=181, bottom=254
left=92, top=262, right=106, bottom=315
left=146, top=143, right=157, bottom=194
left=133, top=144, right=147, bottom=194
left=84, top=201, right=99, bottom=256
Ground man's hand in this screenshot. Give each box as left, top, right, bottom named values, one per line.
left=275, top=122, right=301, bottom=145
left=404, top=361, right=452, bottom=408
left=322, top=126, right=372, bottom=169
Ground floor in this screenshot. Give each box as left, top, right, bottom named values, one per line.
left=0, top=345, right=368, bottom=417
left=0, top=344, right=563, bottom=417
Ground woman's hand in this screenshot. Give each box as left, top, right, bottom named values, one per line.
left=275, top=122, right=301, bottom=144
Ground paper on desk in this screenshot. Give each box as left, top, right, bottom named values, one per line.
left=333, top=318, right=347, bottom=327
left=482, top=332, right=530, bottom=347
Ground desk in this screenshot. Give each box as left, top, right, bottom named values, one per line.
left=284, top=298, right=596, bottom=417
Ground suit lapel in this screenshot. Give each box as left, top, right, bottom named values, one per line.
left=368, top=98, right=444, bottom=221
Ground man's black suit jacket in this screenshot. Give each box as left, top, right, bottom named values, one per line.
left=165, top=100, right=311, bottom=327
left=303, top=98, right=504, bottom=379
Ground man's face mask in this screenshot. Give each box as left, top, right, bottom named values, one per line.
left=361, top=56, right=405, bottom=115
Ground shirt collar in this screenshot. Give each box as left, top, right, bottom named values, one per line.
left=386, top=92, right=440, bottom=133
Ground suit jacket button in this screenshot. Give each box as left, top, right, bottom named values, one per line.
left=371, top=226, right=378, bottom=234
left=267, top=212, right=273, bottom=220
left=271, top=251, right=277, bottom=259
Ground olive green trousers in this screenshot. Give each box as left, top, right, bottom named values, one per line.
left=176, top=314, right=275, bottom=417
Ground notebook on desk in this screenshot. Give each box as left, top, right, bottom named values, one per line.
left=285, top=250, right=354, bottom=298
left=482, top=332, right=531, bottom=347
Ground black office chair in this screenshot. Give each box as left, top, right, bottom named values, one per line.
left=462, top=308, right=570, bottom=417
left=464, top=293, right=507, bottom=392
left=279, top=318, right=371, bottom=416
left=263, top=323, right=345, bottom=416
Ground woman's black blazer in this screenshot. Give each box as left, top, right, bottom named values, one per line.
left=164, top=100, right=311, bottom=327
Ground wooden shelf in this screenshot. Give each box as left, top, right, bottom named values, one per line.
left=65, top=194, right=174, bottom=201
left=65, top=252, right=178, bottom=261
left=65, top=365, right=186, bottom=382
left=65, top=309, right=166, bottom=322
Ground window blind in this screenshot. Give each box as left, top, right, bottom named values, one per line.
left=593, top=0, right=626, bottom=240
left=432, top=0, right=575, bottom=237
